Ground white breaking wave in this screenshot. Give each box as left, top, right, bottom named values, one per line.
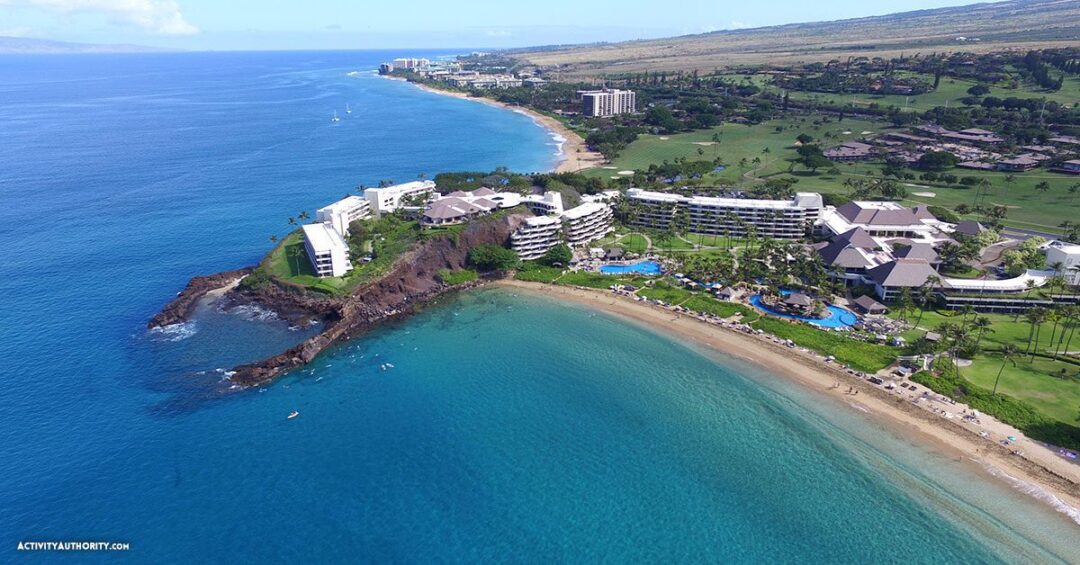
left=221, top=303, right=279, bottom=322
left=983, top=463, right=1080, bottom=526
left=149, top=321, right=197, bottom=342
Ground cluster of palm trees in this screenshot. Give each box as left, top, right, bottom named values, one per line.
left=269, top=210, right=312, bottom=245
left=1020, top=304, right=1080, bottom=363
left=677, top=235, right=834, bottom=296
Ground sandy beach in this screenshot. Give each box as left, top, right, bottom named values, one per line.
left=496, top=279, right=1080, bottom=525
left=399, top=80, right=605, bottom=173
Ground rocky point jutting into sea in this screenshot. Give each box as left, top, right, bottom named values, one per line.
left=149, top=214, right=525, bottom=388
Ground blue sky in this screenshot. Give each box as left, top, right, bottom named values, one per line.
left=0, top=0, right=998, bottom=50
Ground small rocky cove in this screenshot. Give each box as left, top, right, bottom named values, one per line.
left=149, top=215, right=525, bottom=387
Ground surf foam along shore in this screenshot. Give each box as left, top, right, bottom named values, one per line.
left=148, top=214, right=525, bottom=388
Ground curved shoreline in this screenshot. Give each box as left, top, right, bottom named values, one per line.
left=495, top=279, right=1080, bottom=531
left=393, top=78, right=605, bottom=173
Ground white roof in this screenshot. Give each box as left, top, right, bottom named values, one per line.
left=562, top=202, right=608, bottom=220
left=627, top=188, right=822, bottom=210
left=1046, top=240, right=1080, bottom=256
left=943, top=270, right=1053, bottom=292
left=302, top=223, right=348, bottom=253
left=318, top=195, right=368, bottom=214
left=524, top=215, right=562, bottom=227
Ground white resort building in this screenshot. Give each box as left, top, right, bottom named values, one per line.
left=1046, top=241, right=1080, bottom=285
left=819, top=201, right=951, bottom=243
left=301, top=222, right=353, bottom=278
left=364, top=180, right=437, bottom=216
left=561, top=202, right=614, bottom=246
left=522, top=191, right=565, bottom=215
left=579, top=89, right=636, bottom=117
left=316, top=196, right=371, bottom=236
left=420, top=188, right=523, bottom=226
left=624, top=188, right=823, bottom=239
left=511, top=216, right=563, bottom=261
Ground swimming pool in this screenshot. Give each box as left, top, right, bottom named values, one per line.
left=749, top=293, right=859, bottom=329
left=599, top=261, right=662, bottom=276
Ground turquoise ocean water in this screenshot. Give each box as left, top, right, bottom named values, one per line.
left=1, top=51, right=1078, bottom=562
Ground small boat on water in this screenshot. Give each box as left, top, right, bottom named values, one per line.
left=385, top=363, right=395, bottom=369
left=330, top=110, right=341, bottom=123
left=287, top=410, right=299, bottom=420
left=345, top=103, right=352, bottom=115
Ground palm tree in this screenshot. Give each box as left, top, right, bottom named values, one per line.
left=269, top=234, right=279, bottom=244
left=298, top=210, right=311, bottom=222
left=972, top=316, right=993, bottom=352
left=915, top=284, right=935, bottom=328
left=993, top=344, right=1019, bottom=395
left=1026, top=307, right=1048, bottom=360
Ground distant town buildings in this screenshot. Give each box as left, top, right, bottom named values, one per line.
left=624, top=189, right=823, bottom=239
left=579, top=89, right=637, bottom=117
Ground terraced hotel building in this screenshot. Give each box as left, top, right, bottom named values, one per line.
left=624, top=189, right=823, bottom=239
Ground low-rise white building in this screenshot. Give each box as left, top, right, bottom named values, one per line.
left=420, top=188, right=523, bottom=226
left=561, top=202, right=614, bottom=246
left=511, top=216, right=563, bottom=260
left=316, top=195, right=371, bottom=236
left=302, top=222, right=353, bottom=278
left=364, top=180, right=437, bottom=216
left=1046, top=241, right=1080, bottom=285
left=820, top=201, right=950, bottom=243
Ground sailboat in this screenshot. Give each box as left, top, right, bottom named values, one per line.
left=330, top=110, right=341, bottom=123
left=345, top=103, right=352, bottom=115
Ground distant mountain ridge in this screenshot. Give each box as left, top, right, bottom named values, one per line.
left=0, top=36, right=175, bottom=54
left=511, top=0, right=1080, bottom=76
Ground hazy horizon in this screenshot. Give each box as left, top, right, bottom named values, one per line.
left=0, top=0, right=1009, bottom=52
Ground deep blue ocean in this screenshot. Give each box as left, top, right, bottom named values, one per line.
left=1, top=51, right=1078, bottom=563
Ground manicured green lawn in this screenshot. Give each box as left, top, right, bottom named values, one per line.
left=514, top=264, right=564, bottom=283
left=727, top=72, right=1080, bottom=113
left=751, top=317, right=900, bottom=373
left=637, top=282, right=694, bottom=304
left=586, top=116, right=1079, bottom=233
left=965, top=356, right=1080, bottom=425
left=557, top=271, right=631, bottom=289
left=681, top=295, right=759, bottom=321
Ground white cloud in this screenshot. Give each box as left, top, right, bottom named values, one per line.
left=0, top=0, right=199, bottom=35
left=728, top=20, right=750, bottom=30
left=0, top=26, right=34, bottom=36
left=485, top=29, right=512, bottom=37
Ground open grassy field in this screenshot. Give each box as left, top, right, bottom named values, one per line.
left=965, top=355, right=1080, bottom=426
left=733, top=73, right=1080, bottom=114
left=895, top=307, right=1080, bottom=428
left=585, top=118, right=1080, bottom=233
left=512, top=0, right=1080, bottom=76
left=750, top=316, right=900, bottom=373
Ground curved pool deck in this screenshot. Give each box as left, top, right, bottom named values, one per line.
left=599, top=261, right=662, bottom=276
left=749, top=294, right=858, bottom=329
